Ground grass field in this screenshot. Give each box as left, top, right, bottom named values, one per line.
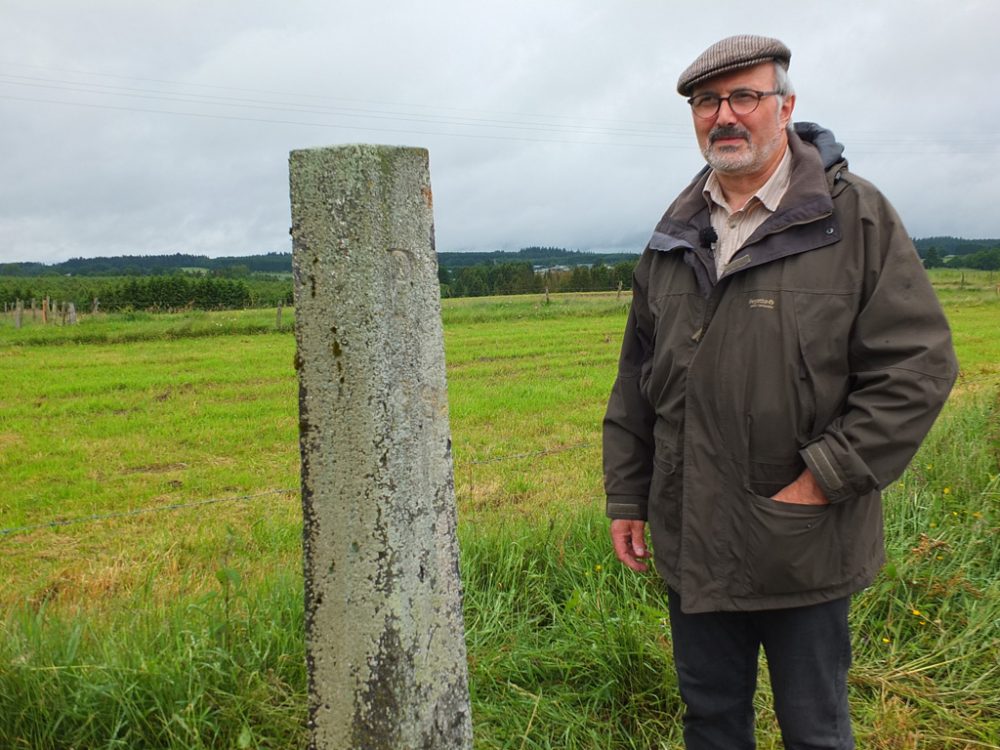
left=0, top=272, right=997, bottom=748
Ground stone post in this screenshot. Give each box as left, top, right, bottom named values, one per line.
left=289, top=144, right=472, bottom=750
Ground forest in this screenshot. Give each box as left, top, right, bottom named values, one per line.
left=1, top=237, right=996, bottom=311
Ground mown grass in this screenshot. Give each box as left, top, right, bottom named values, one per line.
left=0, top=278, right=997, bottom=748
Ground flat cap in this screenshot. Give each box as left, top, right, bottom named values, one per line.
left=677, top=34, right=791, bottom=95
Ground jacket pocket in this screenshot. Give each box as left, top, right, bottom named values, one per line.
left=744, top=493, right=840, bottom=596
left=648, top=437, right=682, bottom=576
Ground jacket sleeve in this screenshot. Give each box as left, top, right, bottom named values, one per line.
left=800, top=186, right=958, bottom=503
left=603, top=251, right=657, bottom=519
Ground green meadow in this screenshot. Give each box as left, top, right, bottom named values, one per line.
left=0, top=271, right=997, bottom=749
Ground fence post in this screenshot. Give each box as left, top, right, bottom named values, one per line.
left=14, top=300, right=22, bottom=329
left=290, top=144, right=472, bottom=750
left=275, top=301, right=283, bottom=330
left=92, top=297, right=100, bottom=314
left=31, top=298, right=36, bottom=320
left=68, top=302, right=77, bottom=325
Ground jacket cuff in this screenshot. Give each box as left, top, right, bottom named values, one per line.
left=606, top=495, right=648, bottom=520
left=801, top=440, right=856, bottom=504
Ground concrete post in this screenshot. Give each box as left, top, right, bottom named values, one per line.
left=289, top=144, right=472, bottom=750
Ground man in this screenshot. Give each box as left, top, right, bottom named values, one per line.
left=603, top=35, right=957, bottom=749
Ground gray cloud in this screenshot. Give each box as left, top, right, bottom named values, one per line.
left=1, top=0, right=997, bottom=264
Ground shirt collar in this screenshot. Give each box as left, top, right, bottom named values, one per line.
left=703, top=145, right=793, bottom=214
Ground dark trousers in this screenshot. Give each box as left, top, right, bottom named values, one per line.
left=667, top=589, right=855, bottom=750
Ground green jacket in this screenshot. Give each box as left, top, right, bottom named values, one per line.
left=603, top=125, right=957, bottom=613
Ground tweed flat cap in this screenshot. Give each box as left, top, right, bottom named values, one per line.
left=677, top=35, right=791, bottom=95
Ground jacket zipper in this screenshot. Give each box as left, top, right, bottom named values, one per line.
left=719, top=210, right=834, bottom=281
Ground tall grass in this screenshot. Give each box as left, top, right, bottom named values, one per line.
left=1, top=291, right=997, bottom=748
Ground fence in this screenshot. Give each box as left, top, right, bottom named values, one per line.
left=0, top=442, right=596, bottom=540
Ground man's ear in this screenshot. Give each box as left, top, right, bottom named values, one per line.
left=780, top=93, right=796, bottom=128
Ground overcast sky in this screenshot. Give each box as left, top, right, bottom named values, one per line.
left=1, top=0, right=997, bottom=264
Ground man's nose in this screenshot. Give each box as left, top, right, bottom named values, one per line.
left=716, top=98, right=739, bottom=124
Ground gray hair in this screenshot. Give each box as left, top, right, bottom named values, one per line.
left=774, top=62, right=794, bottom=105
left=774, top=62, right=794, bottom=130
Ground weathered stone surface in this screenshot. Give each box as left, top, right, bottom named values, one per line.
left=290, top=144, right=472, bottom=750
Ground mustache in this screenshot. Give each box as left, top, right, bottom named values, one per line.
left=709, top=125, right=751, bottom=143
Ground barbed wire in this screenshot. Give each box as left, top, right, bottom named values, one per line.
left=0, top=441, right=601, bottom=539
left=464, top=441, right=593, bottom=465
left=3, top=370, right=995, bottom=541
left=0, top=488, right=298, bottom=539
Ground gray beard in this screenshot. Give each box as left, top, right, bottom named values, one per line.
left=702, top=121, right=785, bottom=175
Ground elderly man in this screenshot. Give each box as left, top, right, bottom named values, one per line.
left=603, top=35, right=957, bottom=749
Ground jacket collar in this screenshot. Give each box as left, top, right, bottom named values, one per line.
left=647, top=126, right=843, bottom=291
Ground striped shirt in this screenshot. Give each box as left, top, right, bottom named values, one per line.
left=703, top=146, right=792, bottom=279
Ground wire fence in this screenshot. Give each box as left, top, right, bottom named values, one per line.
left=2, top=369, right=994, bottom=541
left=0, top=489, right=298, bottom=538
left=0, top=441, right=598, bottom=540
left=3, top=367, right=996, bottom=542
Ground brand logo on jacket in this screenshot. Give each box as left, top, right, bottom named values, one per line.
left=749, top=297, right=776, bottom=310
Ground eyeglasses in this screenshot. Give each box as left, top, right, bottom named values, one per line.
left=687, top=89, right=782, bottom=119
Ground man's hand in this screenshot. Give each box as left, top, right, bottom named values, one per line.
left=773, top=468, right=830, bottom=506
left=610, top=519, right=651, bottom=572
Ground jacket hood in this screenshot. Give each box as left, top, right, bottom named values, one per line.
left=793, top=122, right=845, bottom=170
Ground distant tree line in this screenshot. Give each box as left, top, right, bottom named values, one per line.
left=0, top=252, right=291, bottom=278
left=0, top=274, right=293, bottom=311
left=0, top=247, right=642, bottom=278
left=2, top=238, right=996, bottom=310
left=912, top=237, right=999, bottom=257
left=437, top=246, right=640, bottom=270
left=922, top=245, right=1000, bottom=271
left=439, top=260, right=638, bottom=298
